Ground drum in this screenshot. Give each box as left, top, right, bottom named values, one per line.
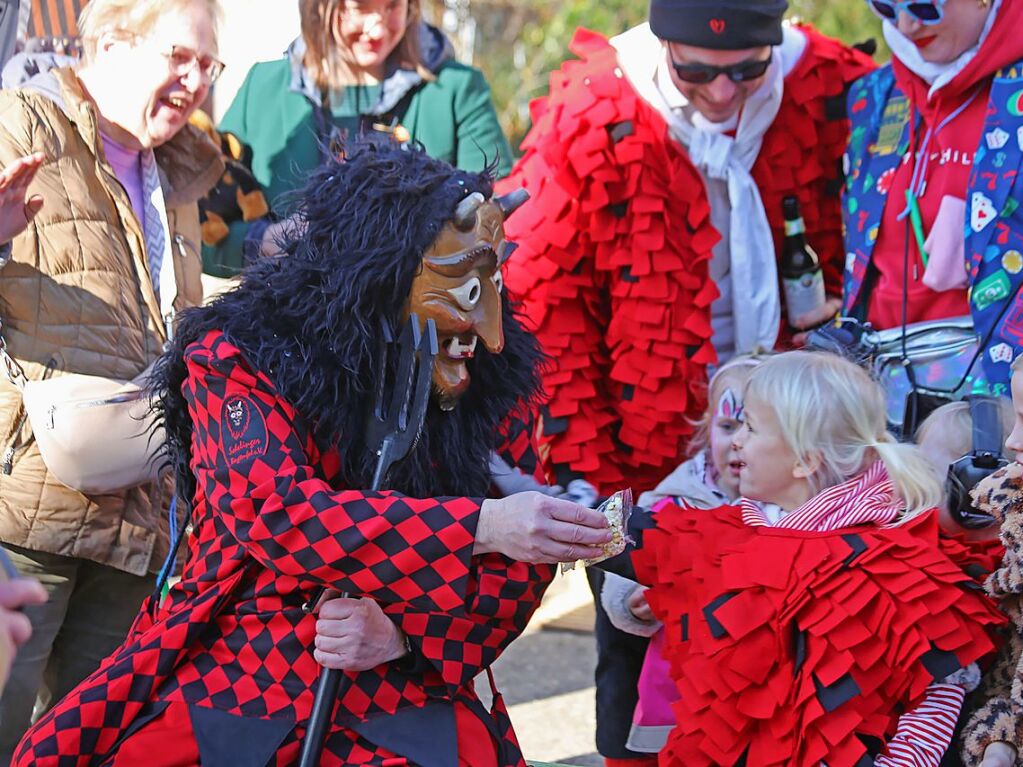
left=806, top=315, right=992, bottom=435
left=869, top=316, right=990, bottom=434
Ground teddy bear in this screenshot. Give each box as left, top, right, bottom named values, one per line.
left=961, top=460, right=1023, bottom=767
left=188, top=110, right=269, bottom=247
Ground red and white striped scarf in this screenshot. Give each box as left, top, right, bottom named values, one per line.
left=740, top=461, right=904, bottom=531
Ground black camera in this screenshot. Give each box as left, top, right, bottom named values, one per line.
left=945, top=396, right=1008, bottom=529
left=804, top=317, right=878, bottom=367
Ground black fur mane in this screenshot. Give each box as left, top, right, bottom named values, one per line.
left=151, top=141, right=543, bottom=505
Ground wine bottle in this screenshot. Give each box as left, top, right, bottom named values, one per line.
left=780, top=196, right=825, bottom=325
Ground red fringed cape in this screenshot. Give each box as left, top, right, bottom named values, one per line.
left=632, top=505, right=1006, bottom=767
left=500, top=27, right=873, bottom=495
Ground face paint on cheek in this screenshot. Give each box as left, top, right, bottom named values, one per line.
left=716, top=387, right=744, bottom=423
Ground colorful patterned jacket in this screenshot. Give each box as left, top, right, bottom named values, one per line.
left=14, top=330, right=554, bottom=767
left=500, top=27, right=873, bottom=495
left=843, top=61, right=1023, bottom=394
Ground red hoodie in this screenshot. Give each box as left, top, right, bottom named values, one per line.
left=868, top=0, right=1023, bottom=331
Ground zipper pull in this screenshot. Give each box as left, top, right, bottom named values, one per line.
left=2, top=445, right=14, bottom=475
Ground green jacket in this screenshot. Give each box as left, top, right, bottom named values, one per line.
left=204, top=31, right=512, bottom=276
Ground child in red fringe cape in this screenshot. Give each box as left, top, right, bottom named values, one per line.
left=632, top=351, right=1005, bottom=767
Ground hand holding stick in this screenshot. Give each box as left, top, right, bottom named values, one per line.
left=298, top=316, right=437, bottom=767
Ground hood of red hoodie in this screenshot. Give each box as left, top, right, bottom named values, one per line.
left=893, top=0, right=1023, bottom=107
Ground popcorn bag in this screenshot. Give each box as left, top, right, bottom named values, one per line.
left=561, top=488, right=634, bottom=572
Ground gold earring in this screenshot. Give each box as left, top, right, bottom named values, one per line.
left=978, top=0, right=990, bottom=7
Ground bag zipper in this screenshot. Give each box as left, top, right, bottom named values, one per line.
left=2, top=358, right=57, bottom=474
left=174, top=233, right=199, bottom=260
left=2, top=410, right=30, bottom=475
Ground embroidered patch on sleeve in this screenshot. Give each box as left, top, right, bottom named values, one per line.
left=221, top=395, right=269, bottom=468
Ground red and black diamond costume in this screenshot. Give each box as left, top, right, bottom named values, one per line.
left=499, top=26, right=873, bottom=495
left=632, top=483, right=1006, bottom=767
left=14, top=144, right=552, bottom=767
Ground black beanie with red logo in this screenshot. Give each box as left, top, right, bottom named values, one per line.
left=648, top=0, right=788, bottom=49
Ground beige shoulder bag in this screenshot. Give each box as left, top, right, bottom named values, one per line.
left=1, top=319, right=164, bottom=495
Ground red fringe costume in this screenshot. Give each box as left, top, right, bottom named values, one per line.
left=500, top=28, right=873, bottom=495
left=633, top=504, right=1005, bottom=766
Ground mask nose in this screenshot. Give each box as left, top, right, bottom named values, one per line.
left=473, top=283, right=504, bottom=355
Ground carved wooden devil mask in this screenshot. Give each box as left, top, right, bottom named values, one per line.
left=406, top=188, right=529, bottom=411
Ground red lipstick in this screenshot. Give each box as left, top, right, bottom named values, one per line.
left=914, top=35, right=937, bottom=49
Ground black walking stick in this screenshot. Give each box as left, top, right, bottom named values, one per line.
left=298, top=314, right=437, bottom=767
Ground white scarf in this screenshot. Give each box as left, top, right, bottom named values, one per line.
left=612, top=24, right=805, bottom=354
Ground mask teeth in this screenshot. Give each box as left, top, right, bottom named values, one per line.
left=445, top=336, right=477, bottom=357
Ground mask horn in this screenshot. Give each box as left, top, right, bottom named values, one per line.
left=495, top=188, right=529, bottom=220
left=453, top=192, right=485, bottom=232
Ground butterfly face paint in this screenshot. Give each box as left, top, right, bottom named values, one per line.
left=711, top=387, right=745, bottom=501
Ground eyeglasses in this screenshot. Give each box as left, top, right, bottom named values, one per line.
left=341, top=0, right=405, bottom=27
left=162, top=45, right=225, bottom=84
left=869, top=0, right=945, bottom=25
left=667, top=48, right=773, bottom=85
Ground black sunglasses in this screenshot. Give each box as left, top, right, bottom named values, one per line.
left=668, top=48, right=773, bottom=84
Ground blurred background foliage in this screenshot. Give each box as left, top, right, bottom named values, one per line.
left=423, top=0, right=887, bottom=152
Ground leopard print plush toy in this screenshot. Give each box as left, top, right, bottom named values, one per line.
left=962, top=461, right=1023, bottom=766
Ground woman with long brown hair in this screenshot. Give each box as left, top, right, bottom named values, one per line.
left=205, top=0, right=512, bottom=274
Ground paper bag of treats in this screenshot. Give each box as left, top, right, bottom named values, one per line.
left=561, top=488, right=634, bottom=572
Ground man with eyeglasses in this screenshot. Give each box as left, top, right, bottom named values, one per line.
left=498, top=0, right=873, bottom=764
left=0, top=0, right=226, bottom=760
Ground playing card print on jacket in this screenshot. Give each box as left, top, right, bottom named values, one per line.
left=843, top=61, right=1023, bottom=392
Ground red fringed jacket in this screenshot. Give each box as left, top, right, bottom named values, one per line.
left=633, top=504, right=1005, bottom=767
left=14, top=330, right=554, bottom=767
left=500, top=27, right=874, bottom=495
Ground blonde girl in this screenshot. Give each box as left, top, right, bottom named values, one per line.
left=633, top=351, right=1003, bottom=767
left=733, top=351, right=943, bottom=521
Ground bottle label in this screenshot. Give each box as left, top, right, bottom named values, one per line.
left=784, top=218, right=806, bottom=237
left=782, top=269, right=825, bottom=321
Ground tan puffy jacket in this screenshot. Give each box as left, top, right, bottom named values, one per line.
left=0, top=67, right=223, bottom=576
